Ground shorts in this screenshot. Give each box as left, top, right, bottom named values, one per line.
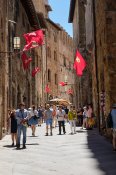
left=46, top=118, right=52, bottom=126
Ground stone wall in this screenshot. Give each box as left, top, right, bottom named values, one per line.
left=0, top=0, right=42, bottom=139
left=59, top=30, right=74, bottom=103
left=46, top=20, right=60, bottom=99
left=95, top=0, right=116, bottom=123
left=0, top=0, right=9, bottom=138
left=31, top=0, right=48, bottom=106
left=45, top=19, right=74, bottom=103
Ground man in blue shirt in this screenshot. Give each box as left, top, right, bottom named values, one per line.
left=16, top=102, right=28, bottom=149
left=111, top=104, right=116, bottom=151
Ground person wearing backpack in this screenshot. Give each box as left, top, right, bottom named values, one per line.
left=111, top=104, right=116, bottom=151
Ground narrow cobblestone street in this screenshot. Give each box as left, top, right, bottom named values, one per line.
left=0, top=124, right=116, bottom=175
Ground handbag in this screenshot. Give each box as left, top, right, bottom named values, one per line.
left=20, top=119, right=28, bottom=127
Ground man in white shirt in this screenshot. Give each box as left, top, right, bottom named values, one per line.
left=57, top=106, right=66, bottom=135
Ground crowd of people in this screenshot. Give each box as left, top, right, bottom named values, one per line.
left=7, top=102, right=96, bottom=149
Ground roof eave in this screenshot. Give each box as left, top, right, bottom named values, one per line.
left=20, top=0, right=40, bottom=29
left=45, top=4, right=52, bottom=11
left=46, top=18, right=62, bottom=31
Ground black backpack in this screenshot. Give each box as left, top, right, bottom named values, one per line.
left=107, top=112, right=113, bottom=128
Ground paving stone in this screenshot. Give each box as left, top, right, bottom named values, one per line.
left=0, top=124, right=116, bottom=175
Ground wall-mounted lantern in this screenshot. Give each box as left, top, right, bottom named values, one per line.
left=14, top=37, right=20, bottom=50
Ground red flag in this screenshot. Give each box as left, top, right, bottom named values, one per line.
left=21, top=52, right=27, bottom=62
left=59, top=82, right=67, bottom=86
left=24, top=58, right=32, bottom=69
left=23, top=42, right=35, bottom=51
left=45, top=84, right=50, bottom=93
left=21, top=53, right=32, bottom=70
left=73, top=50, right=86, bottom=76
left=67, top=88, right=73, bottom=95
left=32, top=67, right=40, bottom=77
left=23, top=30, right=44, bottom=51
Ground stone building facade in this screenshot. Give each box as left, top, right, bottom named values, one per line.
left=0, top=0, right=41, bottom=139
left=58, top=29, right=75, bottom=104
left=69, top=0, right=92, bottom=108
left=45, top=19, right=74, bottom=103
left=31, top=0, right=50, bottom=106
left=69, top=0, right=116, bottom=132
left=0, top=0, right=8, bottom=138
left=95, top=0, right=116, bottom=128
left=0, top=0, right=74, bottom=139
left=46, top=18, right=61, bottom=99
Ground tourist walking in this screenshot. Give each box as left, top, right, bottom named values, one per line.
left=52, top=105, right=57, bottom=128
left=28, top=105, right=38, bottom=136
left=38, top=105, right=44, bottom=126
left=44, top=104, right=53, bottom=136
left=87, top=104, right=93, bottom=129
left=68, top=106, right=77, bottom=134
left=77, top=108, right=83, bottom=126
left=57, top=106, right=66, bottom=135
left=16, top=102, right=28, bottom=149
left=9, top=109, right=17, bottom=146
left=7, top=109, right=12, bottom=134
left=64, top=106, right=69, bottom=122
left=87, top=104, right=93, bottom=118
left=82, top=106, right=88, bottom=129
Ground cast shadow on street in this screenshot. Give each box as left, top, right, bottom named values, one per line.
left=27, top=135, right=39, bottom=138
left=87, top=129, right=116, bottom=175
left=26, top=143, right=39, bottom=145
left=76, top=130, right=87, bottom=133
left=3, top=143, right=39, bottom=149
left=3, top=145, right=15, bottom=148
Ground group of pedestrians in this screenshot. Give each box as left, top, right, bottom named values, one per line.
left=7, top=102, right=98, bottom=149
left=43, top=104, right=67, bottom=136
left=76, top=104, right=95, bottom=130
left=8, top=102, right=39, bottom=149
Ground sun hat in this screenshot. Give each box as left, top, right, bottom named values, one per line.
left=28, top=108, right=32, bottom=111
left=19, top=102, right=25, bottom=106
